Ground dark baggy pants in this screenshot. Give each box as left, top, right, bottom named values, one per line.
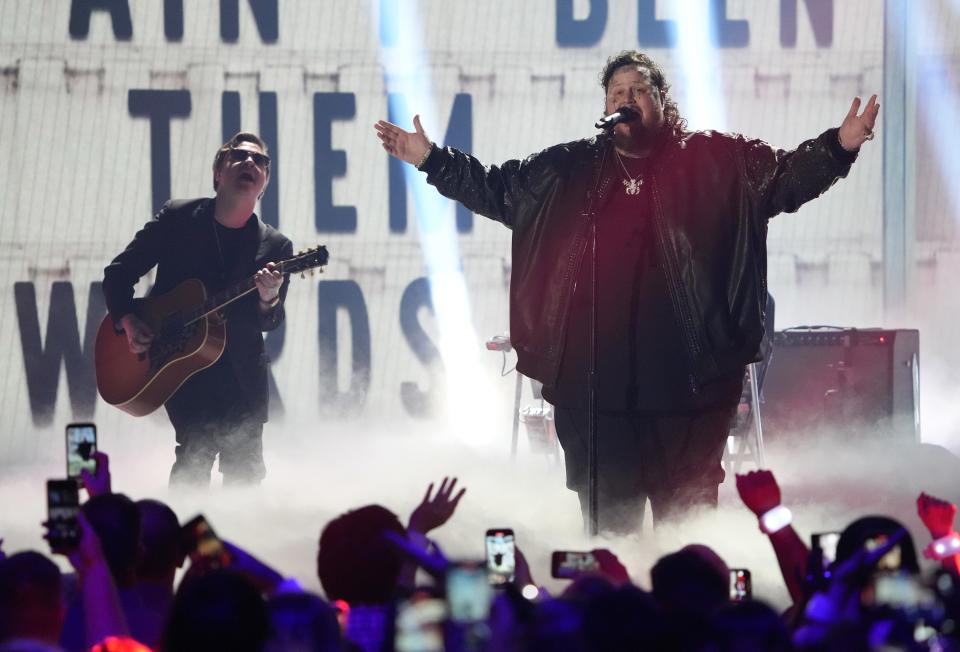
left=554, top=403, right=737, bottom=533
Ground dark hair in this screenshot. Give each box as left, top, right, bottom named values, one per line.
left=162, top=570, right=269, bottom=652
left=835, top=515, right=920, bottom=575
left=650, top=546, right=729, bottom=616
left=600, top=50, right=687, bottom=137
left=316, top=504, right=406, bottom=605
left=582, top=584, right=667, bottom=651
left=212, top=131, right=270, bottom=191
left=82, top=493, right=142, bottom=586
left=135, top=499, right=182, bottom=581
left=707, top=599, right=794, bottom=652
left=0, top=551, right=63, bottom=641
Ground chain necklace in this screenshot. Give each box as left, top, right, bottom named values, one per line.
left=614, top=149, right=644, bottom=196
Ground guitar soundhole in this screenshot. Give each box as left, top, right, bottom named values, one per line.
left=148, top=321, right=201, bottom=372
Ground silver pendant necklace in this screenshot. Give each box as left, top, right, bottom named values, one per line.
left=615, top=149, right=643, bottom=196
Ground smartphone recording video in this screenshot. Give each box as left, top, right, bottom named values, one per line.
left=395, top=596, right=446, bottom=652
left=729, top=568, right=752, bottom=601
left=65, top=422, right=97, bottom=479
left=872, top=573, right=936, bottom=610
left=551, top=551, right=600, bottom=579
left=484, top=529, right=515, bottom=586
left=181, top=514, right=232, bottom=569
left=46, top=479, right=80, bottom=552
left=811, top=531, right=842, bottom=568
left=446, top=561, right=494, bottom=623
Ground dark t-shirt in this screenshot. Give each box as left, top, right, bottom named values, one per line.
left=543, top=152, right=743, bottom=413
left=166, top=210, right=262, bottom=426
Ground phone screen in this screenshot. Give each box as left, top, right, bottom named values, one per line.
left=484, top=529, right=515, bottom=585
left=872, top=573, right=935, bottom=609
left=181, top=514, right=232, bottom=568
left=729, top=568, right=752, bottom=601
left=65, top=423, right=97, bottom=479
left=551, top=551, right=599, bottom=579
left=395, top=597, right=446, bottom=652
left=446, top=562, right=494, bottom=622
left=46, top=479, right=80, bottom=551
left=811, top=531, right=841, bottom=567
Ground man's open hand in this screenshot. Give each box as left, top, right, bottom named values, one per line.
left=408, top=476, right=466, bottom=535
left=838, top=95, right=880, bottom=151
left=375, top=115, right=432, bottom=166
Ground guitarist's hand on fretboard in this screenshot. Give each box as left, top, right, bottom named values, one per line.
left=119, top=313, right=155, bottom=354
left=254, top=261, right=283, bottom=307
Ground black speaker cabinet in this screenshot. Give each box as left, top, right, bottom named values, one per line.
left=761, top=329, right=920, bottom=442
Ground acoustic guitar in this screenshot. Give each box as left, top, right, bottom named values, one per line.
left=94, top=246, right=328, bottom=417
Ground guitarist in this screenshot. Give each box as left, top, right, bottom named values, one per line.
left=102, top=132, right=293, bottom=487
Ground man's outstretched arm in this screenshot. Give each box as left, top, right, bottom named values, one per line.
left=374, top=115, right=541, bottom=228
left=745, top=94, right=880, bottom=218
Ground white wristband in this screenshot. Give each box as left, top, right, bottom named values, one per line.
left=925, top=533, right=960, bottom=561
left=759, top=505, right=792, bottom=535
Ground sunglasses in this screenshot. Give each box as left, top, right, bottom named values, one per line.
left=226, top=148, right=271, bottom=168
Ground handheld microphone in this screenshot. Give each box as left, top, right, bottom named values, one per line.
left=595, top=106, right=638, bottom=130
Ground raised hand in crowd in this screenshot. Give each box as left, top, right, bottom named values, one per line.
left=61, top=512, right=132, bottom=648
left=591, top=548, right=631, bottom=586
left=736, top=469, right=782, bottom=517
left=795, top=527, right=908, bottom=648
left=80, top=451, right=112, bottom=498
left=736, top=469, right=809, bottom=605
left=918, top=492, right=957, bottom=539
left=917, top=491, right=960, bottom=574
left=180, top=530, right=286, bottom=597
left=408, top=476, right=467, bottom=535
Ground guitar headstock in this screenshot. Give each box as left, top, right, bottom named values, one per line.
left=281, top=245, right=329, bottom=277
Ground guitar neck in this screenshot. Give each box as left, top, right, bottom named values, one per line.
left=178, top=247, right=326, bottom=325
left=184, top=277, right=259, bottom=325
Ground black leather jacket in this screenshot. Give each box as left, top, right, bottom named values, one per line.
left=421, top=127, right=856, bottom=389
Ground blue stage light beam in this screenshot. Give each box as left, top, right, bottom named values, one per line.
left=673, top=0, right=728, bottom=131
left=911, top=1, right=960, bottom=220
left=374, top=0, right=498, bottom=435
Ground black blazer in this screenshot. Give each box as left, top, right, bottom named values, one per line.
left=102, top=198, right=293, bottom=423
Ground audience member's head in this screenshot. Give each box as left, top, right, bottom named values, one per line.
left=316, top=504, right=406, bottom=605
left=82, top=493, right=142, bottom=587
left=706, top=599, right=794, bottom=652
left=834, top=515, right=920, bottom=576
left=651, top=544, right=730, bottom=617
left=265, top=592, right=341, bottom=652
left=527, top=598, right=588, bottom=652
left=161, top=570, right=269, bottom=652
left=581, top=583, right=666, bottom=652
left=135, top=498, right=182, bottom=585
left=0, top=551, right=64, bottom=644
left=560, top=575, right=615, bottom=604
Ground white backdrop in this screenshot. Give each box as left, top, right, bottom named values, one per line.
left=0, top=0, right=957, bottom=459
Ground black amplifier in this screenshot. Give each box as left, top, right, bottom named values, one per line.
left=761, top=328, right=920, bottom=442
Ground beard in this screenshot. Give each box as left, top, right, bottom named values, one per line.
left=613, top=118, right=664, bottom=154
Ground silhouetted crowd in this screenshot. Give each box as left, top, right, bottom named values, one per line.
left=2, top=451, right=959, bottom=651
